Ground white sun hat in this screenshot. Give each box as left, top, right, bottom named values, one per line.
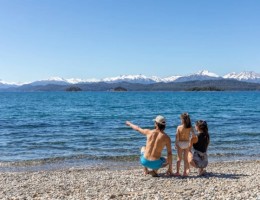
left=153, top=115, right=166, bottom=125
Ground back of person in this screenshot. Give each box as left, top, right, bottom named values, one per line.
left=175, top=113, right=195, bottom=176
left=178, top=125, right=192, bottom=141
left=145, top=130, right=169, bottom=160
left=193, top=132, right=210, bottom=153
left=125, top=115, right=173, bottom=176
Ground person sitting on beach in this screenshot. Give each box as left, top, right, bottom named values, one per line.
left=125, top=115, right=173, bottom=177
left=175, top=113, right=196, bottom=176
left=188, top=120, right=210, bottom=176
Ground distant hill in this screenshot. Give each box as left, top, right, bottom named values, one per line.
left=1, top=70, right=260, bottom=90
left=1, top=79, right=259, bottom=92
left=186, top=87, right=223, bottom=91
left=66, top=86, right=82, bottom=92
left=112, top=87, right=127, bottom=92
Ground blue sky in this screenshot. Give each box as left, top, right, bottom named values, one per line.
left=0, top=0, right=260, bottom=82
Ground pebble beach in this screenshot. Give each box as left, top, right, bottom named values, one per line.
left=0, top=160, right=259, bottom=200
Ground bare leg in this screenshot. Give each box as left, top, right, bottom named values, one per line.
left=144, top=167, right=149, bottom=175
left=162, top=159, right=169, bottom=168
left=183, top=148, right=189, bottom=176
left=175, top=146, right=183, bottom=176
left=188, top=151, right=196, bottom=168
left=141, top=146, right=146, bottom=153
left=140, top=146, right=148, bottom=175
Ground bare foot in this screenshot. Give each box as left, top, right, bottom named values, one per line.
left=183, top=173, right=188, bottom=177
left=144, top=167, right=148, bottom=175
left=148, top=170, right=159, bottom=177
left=199, top=169, right=206, bottom=176
left=173, top=172, right=181, bottom=177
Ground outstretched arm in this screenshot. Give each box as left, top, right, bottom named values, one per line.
left=125, top=121, right=149, bottom=135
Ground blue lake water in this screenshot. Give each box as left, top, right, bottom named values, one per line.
left=0, top=91, right=259, bottom=170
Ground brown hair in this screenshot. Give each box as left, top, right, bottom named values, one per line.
left=181, top=113, right=191, bottom=128
left=196, top=120, right=210, bottom=147
left=156, top=122, right=166, bottom=131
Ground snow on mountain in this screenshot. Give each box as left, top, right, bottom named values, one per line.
left=174, top=70, right=221, bottom=82
left=223, top=72, right=237, bottom=79
left=0, top=82, right=16, bottom=89
left=101, top=75, right=157, bottom=84
left=162, top=76, right=182, bottom=82
left=195, top=70, right=220, bottom=78
left=66, top=78, right=98, bottom=84
left=28, top=77, right=70, bottom=86
left=98, top=70, right=221, bottom=84
left=1, top=70, right=260, bottom=88
left=0, top=79, right=25, bottom=88
left=66, top=78, right=84, bottom=84
left=150, top=76, right=164, bottom=82
left=100, top=74, right=184, bottom=83
left=223, top=71, right=260, bottom=83
left=42, top=77, right=100, bottom=85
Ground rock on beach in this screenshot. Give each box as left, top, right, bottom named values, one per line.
left=0, top=160, right=259, bottom=199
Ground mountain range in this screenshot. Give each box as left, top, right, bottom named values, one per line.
left=1, top=70, right=260, bottom=91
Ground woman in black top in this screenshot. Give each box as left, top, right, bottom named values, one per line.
left=188, top=120, right=210, bottom=176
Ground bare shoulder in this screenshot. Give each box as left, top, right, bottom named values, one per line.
left=191, top=135, right=198, bottom=144
left=146, top=129, right=157, bottom=136
left=163, top=132, right=171, bottom=142
left=151, top=129, right=158, bottom=134
left=143, top=129, right=154, bottom=135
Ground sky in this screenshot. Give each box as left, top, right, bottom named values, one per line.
left=0, top=0, right=260, bottom=82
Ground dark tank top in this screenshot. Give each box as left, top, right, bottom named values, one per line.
left=193, top=132, right=209, bottom=153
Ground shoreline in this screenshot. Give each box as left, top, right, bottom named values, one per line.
left=0, top=160, right=259, bottom=199
left=0, top=156, right=258, bottom=172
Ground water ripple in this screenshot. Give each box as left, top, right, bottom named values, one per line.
left=0, top=91, right=259, bottom=164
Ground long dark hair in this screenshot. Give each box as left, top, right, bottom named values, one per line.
left=181, top=113, right=191, bottom=128
left=196, top=120, right=210, bottom=147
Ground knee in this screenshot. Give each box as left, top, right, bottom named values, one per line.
left=190, top=161, right=196, bottom=168
left=140, top=146, right=146, bottom=153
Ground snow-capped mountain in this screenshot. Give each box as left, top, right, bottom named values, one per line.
left=101, top=74, right=183, bottom=84
left=99, top=71, right=219, bottom=83
left=174, top=70, right=221, bottom=82
left=195, top=70, right=220, bottom=78
left=28, top=77, right=70, bottom=86
left=66, top=78, right=99, bottom=84
left=0, top=80, right=24, bottom=89
left=0, top=82, right=16, bottom=89
left=162, top=76, right=182, bottom=82
left=1, top=70, right=260, bottom=89
left=101, top=75, right=157, bottom=84
left=223, top=71, right=260, bottom=83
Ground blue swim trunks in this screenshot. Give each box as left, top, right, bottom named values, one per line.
left=140, top=153, right=166, bottom=170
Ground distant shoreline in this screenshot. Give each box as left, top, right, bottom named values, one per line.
left=1, top=79, right=260, bottom=92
